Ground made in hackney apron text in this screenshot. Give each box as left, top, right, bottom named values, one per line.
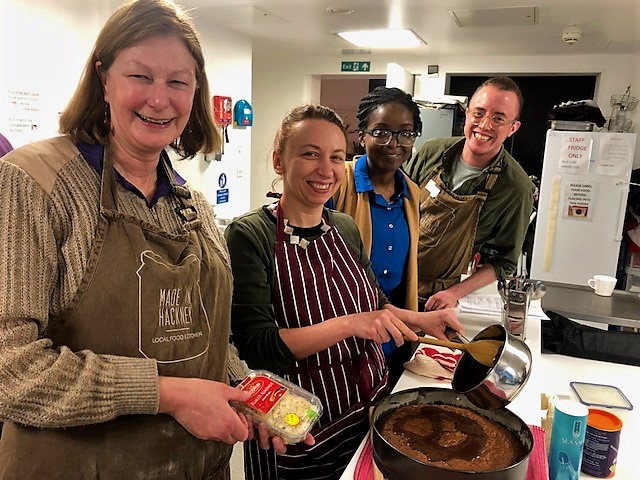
left=0, top=149, right=233, bottom=480
left=244, top=205, right=389, bottom=480
left=417, top=164, right=500, bottom=305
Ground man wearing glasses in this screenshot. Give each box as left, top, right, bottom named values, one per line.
left=405, top=76, right=535, bottom=311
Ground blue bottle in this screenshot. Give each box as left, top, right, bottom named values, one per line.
left=548, top=399, right=588, bottom=480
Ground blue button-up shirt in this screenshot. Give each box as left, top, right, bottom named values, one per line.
left=353, top=155, right=410, bottom=302
left=352, top=156, right=411, bottom=358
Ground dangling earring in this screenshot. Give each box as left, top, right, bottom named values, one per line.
left=98, top=102, right=111, bottom=137
left=104, top=102, right=111, bottom=128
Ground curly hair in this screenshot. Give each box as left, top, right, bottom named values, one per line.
left=355, top=86, right=422, bottom=133
left=58, top=0, right=221, bottom=158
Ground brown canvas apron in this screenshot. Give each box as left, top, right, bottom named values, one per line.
left=244, top=205, right=389, bottom=480
left=417, top=164, right=500, bottom=305
left=0, top=150, right=233, bottom=479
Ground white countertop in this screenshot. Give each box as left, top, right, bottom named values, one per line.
left=339, top=284, right=639, bottom=480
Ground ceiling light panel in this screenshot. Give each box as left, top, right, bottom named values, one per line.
left=449, top=6, right=538, bottom=28
left=337, top=29, right=425, bottom=49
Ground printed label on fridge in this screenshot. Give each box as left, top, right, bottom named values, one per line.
left=531, top=130, right=637, bottom=286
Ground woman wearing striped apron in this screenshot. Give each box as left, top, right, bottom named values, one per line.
left=225, top=105, right=463, bottom=480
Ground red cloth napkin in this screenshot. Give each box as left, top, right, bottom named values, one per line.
left=353, top=435, right=375, bottom=480
left=403, top=343, right=462, bottom=380
left=353, top=425, right=549, bottom=480
left=527, top=425, right=549, bottom=480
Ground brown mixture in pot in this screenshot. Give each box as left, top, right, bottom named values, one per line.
left=379, top=404, right=526, bottom=471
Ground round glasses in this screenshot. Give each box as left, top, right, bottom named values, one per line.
left=467, top=109, right=518, bottom=129
left=364, top=129, right=420, bottom=146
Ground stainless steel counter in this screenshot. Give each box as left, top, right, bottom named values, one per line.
left=542, top=282, right=640, bottom=328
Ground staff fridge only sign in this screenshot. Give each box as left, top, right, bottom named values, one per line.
left=559, top=134, right=593, bottom=174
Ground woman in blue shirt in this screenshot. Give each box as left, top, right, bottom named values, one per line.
left=330, top=86, right=423, bottom=385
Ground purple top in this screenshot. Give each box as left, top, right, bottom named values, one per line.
left=0, top=133, right=13, bottom=158
left=76, top=142, right=186, bottom=207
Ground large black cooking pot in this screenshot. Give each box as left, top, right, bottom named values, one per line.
left=371, top=387, right=533, bottom=480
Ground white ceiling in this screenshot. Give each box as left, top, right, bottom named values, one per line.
left=181, top=0, right=640, bottom=59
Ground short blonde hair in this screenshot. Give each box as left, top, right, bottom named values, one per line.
left=59, top=0, right=221, bottom=158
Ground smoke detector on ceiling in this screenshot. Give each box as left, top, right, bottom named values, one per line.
left=326, top=7, right=354, bottom=15
left=562, top=24, right=582, bottom=45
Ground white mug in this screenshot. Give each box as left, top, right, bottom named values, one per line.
left=587, top=275, right=617, bottom=296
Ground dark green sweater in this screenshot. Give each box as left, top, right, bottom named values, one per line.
left=224, top=206, right=387, bottom=371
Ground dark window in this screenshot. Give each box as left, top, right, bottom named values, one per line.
left=368, top=78, right=386, bottom=92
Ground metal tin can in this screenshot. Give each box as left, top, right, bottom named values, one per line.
left=548, top=399, right=588, bottom=480
left=581, top=408, right=623, bottom=478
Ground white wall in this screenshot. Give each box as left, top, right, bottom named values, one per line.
left=0, top=1, right=254, bottom=222
left=186, top=15, right=253, bottom=221
left=250, top=52, right=640, bottom=208
left=0, top=1, right=103, bottom=147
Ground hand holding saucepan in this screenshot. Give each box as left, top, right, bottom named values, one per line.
left=410, top=308, right=464, bottom=340
left=346, top=309, right=418, bottom=346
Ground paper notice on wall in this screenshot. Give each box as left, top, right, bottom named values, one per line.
left=597, top=134, right=633, bottom=176
left=4, top=88, right=42, bottom=147
left=558, top=135, right=593, bottom=174
left=563, top=180, right=595, bottom=220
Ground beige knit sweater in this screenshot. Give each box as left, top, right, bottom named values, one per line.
left=0, top=137, right=229, bottom=428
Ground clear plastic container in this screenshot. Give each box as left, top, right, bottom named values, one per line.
left=569, top=382, right=633, bottom=423
left=234, top=369, right=323, bottom=444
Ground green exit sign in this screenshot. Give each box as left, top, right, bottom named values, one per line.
left=341, top=61, right=371, bottom=72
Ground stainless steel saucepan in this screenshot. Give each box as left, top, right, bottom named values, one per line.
left=451, top=324, right=532, bottom=410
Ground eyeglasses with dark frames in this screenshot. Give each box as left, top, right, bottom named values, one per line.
left=363, top=129, right=421, bottom=146
left=466, top=109, right=518, bottom=129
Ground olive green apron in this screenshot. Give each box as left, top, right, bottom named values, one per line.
left=0, top=149, right=233, bottom=479
left=417, top=164, right=500, bottom=305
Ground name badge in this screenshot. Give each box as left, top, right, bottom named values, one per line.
left=425, top=179, right=440, bottom=198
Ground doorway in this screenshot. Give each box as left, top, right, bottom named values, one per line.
left=320, top=75, right=386, bottom=159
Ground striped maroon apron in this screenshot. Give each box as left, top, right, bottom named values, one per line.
left=244, top=206, right=389, bottom=480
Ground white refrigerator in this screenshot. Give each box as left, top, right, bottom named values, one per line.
left=414, top=107, right=455, bottom=152
left=531, top=130, right=637, bottom=286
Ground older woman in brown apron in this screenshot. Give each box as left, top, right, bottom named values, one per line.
left=0, top=2, right=266, bottom=478
left=225, top=105, right=463, bottom=480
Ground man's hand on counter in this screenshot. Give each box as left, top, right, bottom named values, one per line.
left=424, top=265, right=498, bottom=311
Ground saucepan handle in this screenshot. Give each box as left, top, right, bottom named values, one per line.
left=445, top=326, right=470, bottom=344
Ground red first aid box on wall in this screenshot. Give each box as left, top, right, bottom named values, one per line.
left=213, top=96, right=232, bottom=126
